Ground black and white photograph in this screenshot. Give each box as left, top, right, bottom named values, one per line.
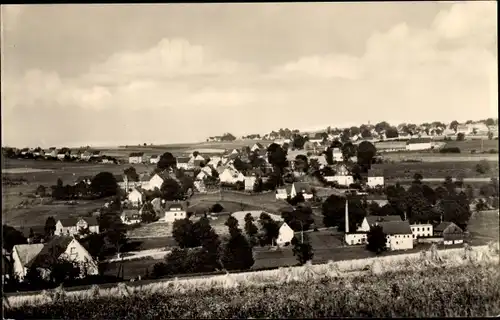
left=1, top=2, right=499, bottom=318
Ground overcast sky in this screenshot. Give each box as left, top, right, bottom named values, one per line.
left=1, top=2, right=497, bottom=148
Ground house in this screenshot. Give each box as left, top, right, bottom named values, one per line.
left=177, top=157, right=190, bottom=170
left=196, top=170, right=209, bottom=181
left=44, top=148, right=58, bottom=158
left=406, top=138, right=433, bottom=151
left=244, top=176, right=257, bottom=191
left=276, top=185, right=293, bottom=200
left=2, top=249, right=12, bottom=284
left=115, top=174, right=143, bottom=191
left=367, top=169, right=385, bottom=188
left=207, top=156, right=222, bottom=168
left=69, top=150, right=81, bottom=159
left=219, top=167, right=245, bottom=184
left=194, top=180, right=206, bottom=193
left=33, top=148, right=45, bottom=157
left=188, top=154, right=206, bottom=169
left=357, top=215, right=402, bottom=232
left=378, top=221, right=414, bottom=251
left=129, top=152, right=145, bottom=164
left=91, top=151, right=101, bottom=158
left=251, top=143, right=264, bottom=152
left=231, top=211, right=293, bottom=246
left=230, top=149, right=240, bottom=155
left=121, top=209, right=142, bottom=225
left=80, top=150, right=93, bottom=161
left=55, top=217, right=99, bottom=236
left=150, top=155, right=160, bottom=164
left=325, top=175, right=354, bottom=186
left=332, top=163, right=350, bottom=176
left=12, top=236, right=98, bottom=281
left=434, top=221, right=464, bottom=245
left=127, top=188, right=144, bottom=206
left=456, top=124, right=472, bottom=135
left=332, top=148, right=343, bottom=162
left=163, top=202, right=187, bottom=222
left=290, top=182, right=313, bottom=200
left=57, top=150, right=68, bottom=160
left=410, top=223, right=433, bottom=240
left=470, top=122, right=489, bottom=135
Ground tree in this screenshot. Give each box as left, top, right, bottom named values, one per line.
left=357, top=141, right=377, bottom=169
left=220, top=216, right=254, bottom=271
left=294, top=155, right=309, bottom=172
left=233, top=158, right=249, bottom=172
left=375, top=121, right=390, bottom=133
left=366, top=225, right=387, bottom=254
left=44, top=216, right=57, bottom=238
left=449, top=120, right=459, bottom=132
left=413, top=173, right=423, bottom=184
left=140, top=202, right=157, bottom=223
left=385, top=127, right=399, bottom=138
left=35, top=185, right=47, bottom=197
left=350, top=126, right=360, bottom=136
left=361, top=129, right=372, bottom=138
left=457, top=133, right=465, bottom=141
left=50, top=258, right=81, bottom=285
left=193, top=217, right=221, bottom=269
left=160, top=179, right=184, bottom=201
left=52, top=178, right=64, bottom=200
left=124, top=167, right=139, bottom=182
left=341, top=142, right=357, bottom=162
left=91, top=172, right=118, bottom=198
left=221, top=133, right=236, bottom=141
left=244, top=213, right=259, bottom=246
left=2, top=225, right=27, bottom=251
left=292, top=134, right=307, bottom=150
left=476, top=160, right=490, bottom=174
left=172, top=218, right=199, bottom=248
left=281, top=205, right=314, bottom=232
left=258, top=214, right=280, bottom=246
left=291, top=234, right=314, bottom=265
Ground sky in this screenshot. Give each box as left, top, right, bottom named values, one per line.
left=1, top=2, right=497, bottom=148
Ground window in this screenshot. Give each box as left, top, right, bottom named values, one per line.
left=351, top=240, right=354, bottom=245
left=427, top=227, right=430, bottom=231
left=417, top=228, right=420, bottom=231
left=396, top=241, right=399, bottom=245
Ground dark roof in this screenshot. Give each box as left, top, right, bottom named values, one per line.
left=92, top=151, right=101, bottom=155
left=122, top=209, right=141, bottom=219
left=406, top=138, right=432, bottom=145
left=378, top=221, right=412, bottom=235
left=58, top=216, right=99, bottom=227
left=167, top=202, right=188, bottom=211
left=129, top=152, right=144, bottom=157
left=193, top=159, right=204, bottom=166
left=150, top=155, right=159, bottom=158
left=366, top=215, right=402, bottom=225
left=26, top=236, right=74, bottom=269
left=293, top=182, right=313, bottom=193
left=434, top=221, right=463, bottom=234
left=177, top=157, right=190, bottom=164
left=368, top=169, right=384, bottom=177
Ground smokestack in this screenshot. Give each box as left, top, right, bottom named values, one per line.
left=404, top=211, right=407, bottom=221
left=345, top=199, right=349, bottom=233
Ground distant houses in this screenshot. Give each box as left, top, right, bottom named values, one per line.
left=54, top=217, right=100, bottom=236
left=129, top=152, right=145, bottom=164
left=406, top=138, right=433, bottom=151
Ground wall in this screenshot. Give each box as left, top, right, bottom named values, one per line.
left=387, top=234, right=413, bottom=251
left=345, top=233, right=367, bottom=245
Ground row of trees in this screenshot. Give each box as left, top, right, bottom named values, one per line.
left=51, top=172, right=118, bottom=200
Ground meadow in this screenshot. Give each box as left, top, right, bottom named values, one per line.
left=5, top=244, right=499, bottom=318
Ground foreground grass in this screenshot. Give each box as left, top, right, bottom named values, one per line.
left=5, top=244, right=500, bottom=318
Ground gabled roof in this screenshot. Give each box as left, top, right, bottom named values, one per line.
left=378, top=221, right=412, bottom=235
left=366, top=215, right=402, bottom=225
left=406, top=138, right=432, bottom=145
left=177, top=157, right=190, bottom=164
left=167, top=202, right=188, bottom=211
left=122, top=209, right=141, bottom=219
left=150, top=155, right=159, bottom=159
left=13, top=243, right=44, bottom=267
left=129, top=152, right=144, bottom=157
left=26, top=236, right=74, bottom=269
left=58, top=216, right=99, bottom=227
left=368, top=169, right=384, bottom=177
left=434, top=221, right=463, bottom=234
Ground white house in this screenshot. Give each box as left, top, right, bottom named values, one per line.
left=121, top=209, right=142, bottom=225
left=128, top=188, right=144, bottom=206
left=219, top=167, right=245, bottom=184
left=244, top=176, right=257, bottom=191
left=55, top=217, right=99, bottom=236
left=309, top=155, right=328, bottom=168
left=332, top=163, right=350, bottom=176
left=251, top=143, right=264, bottom=152
left=129, top=152, right=145, bottom=164
left=290, top=182, right=313, bottom=200
left=357, top=215, right=402, bottom=232
left=367, top=169, right=385, bottom=188
left=44, top=148, right=58, bottom=158
left=145, top=174, right=164, bottom=191
left=434, top=222, right=464, bottom=245
left=207, top=156, right=222, bottom=168
left=325, top=175, right=354, bottom=186
left=345, top=233, right=368, bottom=245
left=150, top=155, right=160, bottom=164
left=276, top=222, right=295, bottom=246
left=275, top=186, right=291, bottom=200
left=405, top=138, right=433, bottom=151
left=456, top=124, right=472, bottom=135
left=194, top=180, right=206, bottom=193
left=230, top=149, right=240, bottom=155
left=378, top=221, right=414, bottom=251
left=57, top=150, right=68, bottom=160
left=410, top=223, right=433, bottom=240
left=12, top=236, right=98, bottom=281
left=177, top=157, right=190, bottom=170
left=163, top=203, right=187, bottom=222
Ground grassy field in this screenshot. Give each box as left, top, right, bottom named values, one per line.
left=381, top=152, right=498, bottom=162
left=443, top=139, right=499, bottom=153
left=376, top=160, right=499, bottom=180
left=5, top=245, right=500, bottom=318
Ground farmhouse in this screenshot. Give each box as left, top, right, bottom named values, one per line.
left=405, top=138, right=433, bottom=151
left=290, top=182, right=313, bottom=200
left=456, top=124, right=471, bottom=135
left=332, top=163, right=350, bottom=176
left=332, top=148, right=343, bottom=162
left=244, top=176, right=257, bottom=191
left=163, top=202, right=187, bottom=222
left=80, top=150, right=92, bottom=161
left=150, top=155, right=159, bottom=164
left=12, top=236, right=98, bottom=281
left=378, top=221, right=414, bottom=251
left=251, top=143, right=264, bottom=152
left=127, top=188, right=144, bottom=206
left=55, top=217, right=99, bottom=236
left=434, top=222, right=464, bottom=245
left=129, top=152, right=145, bottom=164
left=219, top=167, right=245, bottom=184
left=410, top=223, right=433, bottom=239
left=276, top=185, right=292, bottom=200
left=121, top=209, right=141, bottom=225
left=44, top=148, right=58, bottom=158
left=367, top=168, right=385, bottom=188
left=57, top=150, right=68, bottom=160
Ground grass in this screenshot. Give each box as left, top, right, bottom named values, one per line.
left=376, top=160, right=499, bottom=180
left=381, top=152, right=498, bottom=163
left=443, top=139, right=499, bottom=153
left=5, top=244, right=499, bottom=318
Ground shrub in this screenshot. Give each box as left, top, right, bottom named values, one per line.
left=476, top=160, right=491, bottom=174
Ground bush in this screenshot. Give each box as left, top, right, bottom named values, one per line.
left=476, top=160, right=490, bottom=174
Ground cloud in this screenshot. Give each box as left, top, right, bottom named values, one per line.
left=2, top=2, right=497, bottom=147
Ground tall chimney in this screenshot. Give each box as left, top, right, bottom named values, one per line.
left=345, top=199, right=349, bottom=233
left=404, top=211, right=407, bottom=221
